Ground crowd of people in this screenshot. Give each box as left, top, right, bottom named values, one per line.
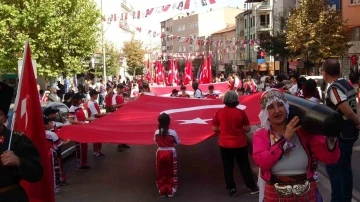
left=1, top=58, right=359, bottom=202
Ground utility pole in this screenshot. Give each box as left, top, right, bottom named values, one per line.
left=150, top=33, right=153, bottom=79
left=101, top=0, right=107, bottom=83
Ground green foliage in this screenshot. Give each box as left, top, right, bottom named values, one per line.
left=192, top=57, right=202, bottom=73
left=286, top=0, right=351, bottom=63
left=122, top=38, right=145, bottom=77
left=178, top=58, right=185, bottom=73
left=224, top=64, right=233, bottom=76
left=0, top=0, right=101, bottom=77
left=94, top=42, right=121, bottom=77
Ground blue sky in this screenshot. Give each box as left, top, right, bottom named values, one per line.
left=130, top=0, right=245, bottom=44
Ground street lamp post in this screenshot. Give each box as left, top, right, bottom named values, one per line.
left=101, top=0, right=107, bottom=83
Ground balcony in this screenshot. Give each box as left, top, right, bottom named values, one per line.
left=256, top=1, right=271, bottom=11
left=257, top=23, right=271, bottom=31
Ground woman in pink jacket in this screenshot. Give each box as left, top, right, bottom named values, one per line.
left=253, top=89, right=340, bottom=202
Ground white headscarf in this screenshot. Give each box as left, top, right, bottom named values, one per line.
left=258, top=89, right=290, bottom=130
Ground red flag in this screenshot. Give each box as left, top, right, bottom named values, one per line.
left=200, top=56, right=210, bottom=84
left=208, top=55, right=212, bottom=83
left=183, top=58, right=193, bottom=85
left=137, top=11, right=141, bottom=19
left=57, top=93, right=261, bottom=145
left=167, top=58, right=174, bottom=85
left=151, top=82, right=228, bottom=96
left=155, top=61, right=160, bottom=84
left=161, top=61, right=166, bottom=83
left=209, top=0, right=216, bottom=4
left=174, top=59, right=180, bottom=85
left=162, top=4, right=171, bottom=12
left=184, top=0, right=191, bottom=9
left=146, top=8, right=154, bottom=17
left=14, top=41, right=55, bottom=202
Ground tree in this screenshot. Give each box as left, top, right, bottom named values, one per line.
left=0, top=0, right=101, bottom=77
left=192, top=57, right=202, bottom=72
left=94, top=42, right=121, bottom=77
left=122, top=38, right=145, bottom=77
left=286, top=0, right=351, bottom=63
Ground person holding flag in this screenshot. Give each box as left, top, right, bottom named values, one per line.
left=0, top=82, right=43, bottom=202
left=68, top=93, right=94, bottom=171
left=84, top=90, right=107, bottom=158
left=44, top=117, right=71, bottom=194
left=205, top=85, right=219, bottom=99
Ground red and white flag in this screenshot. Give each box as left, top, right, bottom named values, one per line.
left=57, top=93, right=261, bottom=145
left=14, top=41, right=55, bottom=202
left=200, top=56, right=210, bottom=84
left=183, top=58, right=193, bottom=85
left=167, top=58, right=174, bottom=85
left=184, top=0, right=191, bottom=9
left=174, top=59, right=180, bottom=85
left=208, top=55, right=212, bottom=83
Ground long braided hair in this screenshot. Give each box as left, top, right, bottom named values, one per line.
left=158, top=113, right=170, bottom=136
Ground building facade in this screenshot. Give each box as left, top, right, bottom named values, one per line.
left=342, top=0, right=360, bottom=75
left=95, top=0, right=135, bottom=49
left=241, top=0, right=295, bottom=74
left=94, top=0, right=136, bottom=80
left=235, top=12, right=246, bottom=69
left=211, top=26, right=236, bottom=71
left=160, top=7, right=243, bottom=56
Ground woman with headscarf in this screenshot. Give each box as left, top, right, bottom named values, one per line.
left=154, top=113, right=180, bottom=197
left=212, top=91, right=259, bottom=197
left=253, top=89, right=340, bottom=202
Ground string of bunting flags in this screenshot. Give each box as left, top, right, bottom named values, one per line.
left=103, top=0, right=216, bottom=22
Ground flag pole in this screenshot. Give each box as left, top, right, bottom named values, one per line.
left=8, top=39, right=29, bottom=150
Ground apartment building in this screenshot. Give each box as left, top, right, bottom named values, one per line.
left=95, top=0, right=135, bottom=49
left=160, top=7, right=243, bottom=55
left=211, top=25, right=236, bottom=71
left=235, top=12, right=246, bottom=69
left=94, top=0, right=136, bottom=81
left=242, top=0, right=295, bottom=73
left=342, top=0, right=360, bottom=75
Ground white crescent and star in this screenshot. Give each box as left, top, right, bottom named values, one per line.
left=161, top=104, right=246, bottom=125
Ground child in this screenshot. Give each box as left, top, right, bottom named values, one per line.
left=154, top=113, right=180, bottom=197
left=44, top=117, right=70, bottom=194
left=43, top=107, right=68, bottom=185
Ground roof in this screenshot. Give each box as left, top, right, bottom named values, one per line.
left=212, top=25, right=236, bottom=35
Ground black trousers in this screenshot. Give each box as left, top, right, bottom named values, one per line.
left=220, top=146, right=257, bottom=190
left=0, top=187, right=29, bottom=202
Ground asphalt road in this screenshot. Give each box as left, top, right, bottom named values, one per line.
left=56, top=136, right=260, bottom=202
left=55, top=126, right=358, bottom=202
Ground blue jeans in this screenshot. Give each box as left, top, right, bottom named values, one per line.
left=325, top=121, right=358, bottom=202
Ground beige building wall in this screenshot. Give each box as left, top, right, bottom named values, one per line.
left=211, top=27, right=236, bottom=68
left=172, top=14, right=199, bottom=54
left=160, top=7, right=244, bottom=55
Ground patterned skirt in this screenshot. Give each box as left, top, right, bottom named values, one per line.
left=264, top=175, right=323, bottom=202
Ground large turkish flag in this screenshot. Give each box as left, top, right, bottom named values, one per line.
left=151, top=82, right=229, bottom=97
left=57, top=93, right=261, bottom=145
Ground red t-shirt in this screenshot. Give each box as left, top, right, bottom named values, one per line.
left=205, top=93, right=219, bottom=99
left=112, top=94, right=124, bottom=105
left=212, top=106, right=250, bottom=148
left=105, top=93, right=113, bottom=107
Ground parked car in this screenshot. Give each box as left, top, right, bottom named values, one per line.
left=6, top=102, right=75, bottom=159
